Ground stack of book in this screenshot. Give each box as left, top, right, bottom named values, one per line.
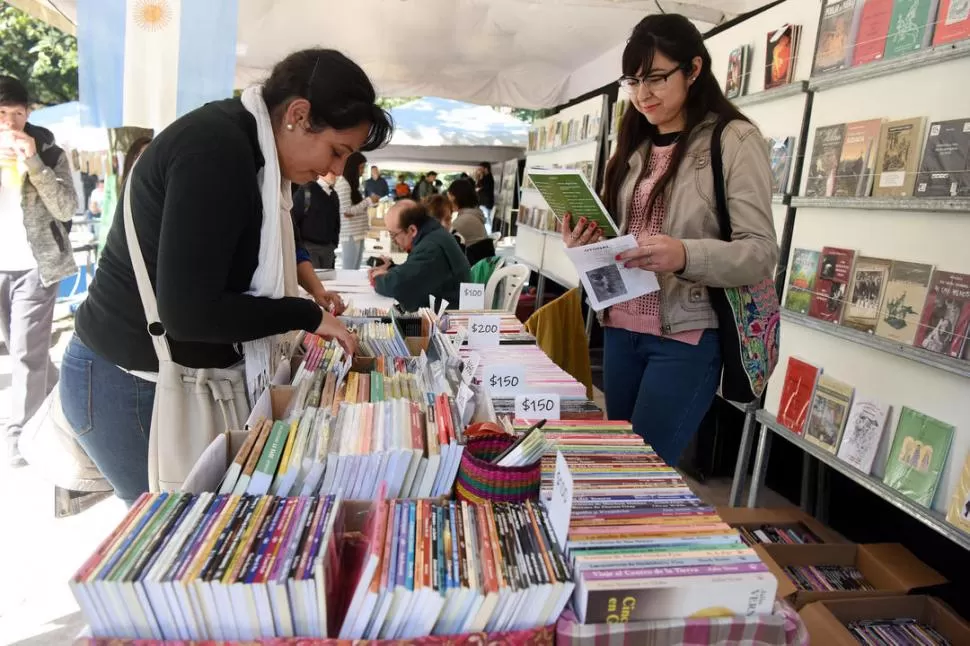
left=847, top=618, right=952, bottom=644
left=444, top=313, right=534, bottom=345
left=784, top=564, right=874, bottom=592
left=339, top=497, right=573, bottom=640
left=497, top=398, right=603, bottom=421
left=70, top=492, right=343, bottom=641
left=737, top=524, right=822, bottom=546
left=460, top=346, right=589, bottom=400
left=515, top=420, right=777, bottom=623
left=348, top=321, right=411, bottom=358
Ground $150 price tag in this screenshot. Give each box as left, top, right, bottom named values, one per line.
left=467, top=315, right=501, bottom=348
left=514, top=393, right=560, bottom=421
left=459, top=282, right=486, bottom=310
left=484, top=364, right=525, bottom=395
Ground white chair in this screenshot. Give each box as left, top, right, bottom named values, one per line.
left=485, top=264, right=531, bottom=313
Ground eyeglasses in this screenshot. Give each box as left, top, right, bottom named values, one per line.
left=619, top=65, right=688, bottom=95
left=388, top=228, right=406, bottom=239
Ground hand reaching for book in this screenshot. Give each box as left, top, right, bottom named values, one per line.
left=315, top=311, right=357, bottom=355
left=313, top=290, right=346, bottom=315
left=562, top=212, right=604, bottom=248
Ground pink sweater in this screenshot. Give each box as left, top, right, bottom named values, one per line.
left=605, top=143, right=703, bottom=346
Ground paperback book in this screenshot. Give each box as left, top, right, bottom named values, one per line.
left=883, top=406, right=954, bottom=507
left=813, top=0, right=861, bottom=75
left=765, top=24, right=802, bottom=89
left=914, top=118, right=970, bottom=198
left=914, top=270, right=970, bottom=358
left=884, top=0, right=939, bottom=59
left=784, top=248, right=821, bottom=315
left=933, top=0, right=970, bottom=45
left=808, top=247, right=856, bottom=323
left=725, top=45, right=750, bottom=99
left=806, top=124, right=847, bottom=197
left=837, top=397, right=891, bottom=474
left=835, top=119, right=883, bottom=197
left=874, top=260, right=935, bottom=345
left=766, top=136, right=796, bottom=194
left=852, top=0, right=895, bottom=66
left=872, top=117, right=926, bottom=197
left=777, top=357, right=822, bottom=436
left=804, top=374, right=856, bottom=454
left=842, top=256, right=892, bottom=333
left=945, top=450, right=970, bottom=535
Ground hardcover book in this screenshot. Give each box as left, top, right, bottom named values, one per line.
left=804, top=374, right=856, bottom=454
left=883, top=406, right=954, bottom=507
left=806, top=124, right=847, bottom=197
left=837, top=397, right=891, bottom=473
left=784, top=248, right=821, bottom=315
left=765, top=24, right=802, bottom=89
left=945, top=450, right=970, bottom=534
left=813, top=0, right=861, bottom=75
left=842, top=256, right=892, bottom=333
left=914, top=118, right=970, bottom=197
left=836, top=119, right=883, bottom=197
left=767, top=136, right=796, bottom=194
left=933, top=0, right=970, bottom=45
left=725, top=45, right=750, bottom=99
left=872, top=117, right=926, bottom=197
left=852, top=0, right=896, bottom=65
left=884, top=0, right=939, bottom=59
left=914, top=270, right=970, bottom=357
left=777, top=357, right=822, bottom=436
left=874, top=260, right=935, bottom=345
left=808, top=247, right=856, bottom=323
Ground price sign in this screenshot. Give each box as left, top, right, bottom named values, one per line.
left=461, top=352, right=481, bottom=386
left=514, top=393, right=560, bottom=421
left=484, top=364, right=526, bottom=396
left=467, top=315, right=501, bottom=348
left=451, top=325, right=469, bottom=349
left=548, top=450, right=573, bottom=547
left=459, top=283, right=486, bottom=310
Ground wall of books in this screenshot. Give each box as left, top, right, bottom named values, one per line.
left=707, top=0, right=970, bottom=525
left=492, top=158, right=521, bottom=234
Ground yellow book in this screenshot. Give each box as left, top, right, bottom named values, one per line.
left=346, top=373, right=360, bottom=405
left=946, top=450, right=970, bottom=535
left=276, top=419, right=300, bottom=479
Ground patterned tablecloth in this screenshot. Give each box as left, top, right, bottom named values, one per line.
left=555, top=602, right=809, bottom=646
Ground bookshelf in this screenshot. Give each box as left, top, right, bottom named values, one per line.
left=789, top=196, right=970, bottom=213
left=527, top=138, right=599, bottom=156
left=732, top=80, right=809, bottom=108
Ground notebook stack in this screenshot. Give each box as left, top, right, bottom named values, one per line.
left=70, top=492, right=343, bottom=641
left=513, top=420, right=777, bottom=624
left=338, top=497, right=573, bottom=640
left=444, top=312, right=535, bottom=345
left=459, top=346, right=589, bottom=400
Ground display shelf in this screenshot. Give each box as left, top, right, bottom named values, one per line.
left=781, top=310, right=970, bottom=379
left=790, top=196, right=970, bottom=213
left=754, top=410, right=970, bottom=551
left=772, top=194, right=789, bottom=205
left=526, top=138, right=599, bottom=156
left=808, top=39, right=970, bottom=92
left=732, top=81, right=808, bottom=108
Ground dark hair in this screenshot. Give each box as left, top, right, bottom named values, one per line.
left=478, top=162, right=491, bottom=172
left=121, top=136, right=153, bottom=186
left=399, top=202, right=432, bottom=230
left=447, top=179, right=478, bottom=209
left=0, top=75, right=29, bottom=107
left=262, top=49, right=393, bottom=152
left=426, top=171, right=437, bottom=177
left=425, top=194, right=452, bottom=223
left=343, top=151, right=367, bottom=204
left=603, top=14, right=749, bottom=217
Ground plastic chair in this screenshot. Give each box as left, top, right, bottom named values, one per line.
left=489, top=231, right=503, bottom=241
left=485, top=264, right=531, bottom=313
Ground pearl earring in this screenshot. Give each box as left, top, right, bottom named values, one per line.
left=286, top=123, right=294, bottom=131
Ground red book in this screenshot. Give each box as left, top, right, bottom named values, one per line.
left=809, top=247, right=856, bottom=323
left=853, top=0, right=895, bottom=66
left=914, top=270, right=970, bottom=358
left=777, top=357, right=821, bottom=435
left=409, top=401, right=425, bottom=453
left=933, top=0, right=970, bottom=45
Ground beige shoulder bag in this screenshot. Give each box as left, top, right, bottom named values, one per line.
left=123, top=174, right=251, bottom=491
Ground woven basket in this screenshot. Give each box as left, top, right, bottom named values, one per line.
left=454, top=434, right=541, bottom=504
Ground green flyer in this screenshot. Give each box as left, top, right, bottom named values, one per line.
left=527, top=169, right=619, bottom=237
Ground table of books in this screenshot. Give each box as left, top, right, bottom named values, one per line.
left=70, top=277, right=807, bottom=645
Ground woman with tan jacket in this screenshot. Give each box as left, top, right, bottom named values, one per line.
left=564, top=14, right=777, bottom=466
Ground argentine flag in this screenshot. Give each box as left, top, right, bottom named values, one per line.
left=77, top=0, right=238, bottom=130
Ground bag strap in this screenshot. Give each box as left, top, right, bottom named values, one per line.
left=709, top=119, right=732, bottom=243
left=123, top=167, right=174, bottom=363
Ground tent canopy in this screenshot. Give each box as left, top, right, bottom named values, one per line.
left=16, top=0, right=772, bottom=109
left=27, top=101, right=109, bottom=152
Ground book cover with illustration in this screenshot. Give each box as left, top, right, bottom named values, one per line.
left=873, top=117, right=926, bottom=197
left=837, top=397, right=891, bottom=474
left=914, top=270, right=970, bottom=358
left=883, top=406, right=954, bottom=507
left=813, top=0, right=861, bottom=75
left=777, top=357, right=822, bottom=436
left=875, top=260, right=935, bottom=344
left=725, top=45, right=750, bottom=99
left=804, top=374, right=856, bottom=454
left=945, top=450, right=970, bottom=534
left=836, top=119, right=883, bottom=197
left=767, top=136, right=796, bottom=194
left=933, top=0, right=970, bottom=45
left=915, top=118, right=970, bottom=197
left=765, top=24, right=801, bottom=89
left=842, top=256, right=892, bottom=333
left=884, top=0, right=939, bottom=59
left=784, top=248, right=821, bottom=315
left=806, top=124, right=847, bottom=197
left=808, top=247, right=856, bottom=323
left=852, top=0, right=896, bottom=65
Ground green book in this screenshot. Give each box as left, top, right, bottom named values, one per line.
left=247, top=420, right=291, bottom=495
left=883, top=0, right=935, bottom=60
left=526, top=168, right=619, bottom=237
left=784, top=249, right=821, bottom=315
left=883, top=406, right=954, bottom=507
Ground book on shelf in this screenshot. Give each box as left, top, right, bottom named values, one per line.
left=914, top=118, right=970, bottom=198
left=874, top=260, right=935, bottom=345
left=872, top=117, right=927, bottom=197
left=852, top=0, right=896, bottom=66
left=836, top=119, right=883, bottom=197
left=804, top=374, right=856, bottom=454
left=884, top=0, right=939, bottom=59
left=837, top=397, right=892, bottom=474
left=842, top=256, right=892, bottom=333
left=808, top=246, right=857, bottom=323
left=933, top=0, right=970, bottom=45
left=914, top=270, right=970, bottom=358
left=945, top=449, right=970, bottom=534
left=766, top=136, right=796, bottom=194
left=777, top=357, right=823, bottom=436
left=882, top=406, right=954, bottom=507
left=813, top=0, right=862, bottom=75
left=765, top=24, right=802, bottom=90
left=806, top=124, right=847, bottom=197
left=725, top=44, right=750, bottom=99
left=784, top=248, right=821, bottom=315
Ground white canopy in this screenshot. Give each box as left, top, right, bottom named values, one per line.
left=16, top=0, right=772, bottom=108
left=27, top=101, right=109, bottom=152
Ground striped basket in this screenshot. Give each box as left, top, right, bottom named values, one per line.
left=454, top=434, right=541, bottom=504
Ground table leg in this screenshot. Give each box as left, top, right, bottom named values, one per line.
left=728, top=405, right=756, bottom=507
left=746, top=422, right=771, bottom=508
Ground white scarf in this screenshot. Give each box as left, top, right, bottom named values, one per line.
left=240, top=86, right=300, bottom=405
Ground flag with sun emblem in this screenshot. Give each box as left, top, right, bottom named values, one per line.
left=78, top=0, right=238, bottom=129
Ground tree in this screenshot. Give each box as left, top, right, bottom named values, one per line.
left=0, top=2, right=78, bottom=106
left=500, top=107, right=550, bottom=123
left=376, top=97, right=419, bottom=111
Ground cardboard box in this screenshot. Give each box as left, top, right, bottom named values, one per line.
left=715, top=506, right=847, bottom=544
left=754, top=543, right=946, bottom=609
left=800, top=596, right=970, bottom=645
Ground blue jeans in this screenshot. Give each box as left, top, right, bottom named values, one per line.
left=341, top=238, right=366, bottom=270
left=60, top=335, right=155, bottom=505
left=603, top=327, right=721, bottom=466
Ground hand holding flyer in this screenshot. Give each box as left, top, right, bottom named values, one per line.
left=565, top=235, right=660, bottom=311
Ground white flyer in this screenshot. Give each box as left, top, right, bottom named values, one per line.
left=564, top=235, right=660, bottom=311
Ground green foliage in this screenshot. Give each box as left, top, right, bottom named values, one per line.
left=0, top=2, right=78, bottom=106
left=376, top=97, right=419, bottom=111
left=500, top=107, right=550, bottom=123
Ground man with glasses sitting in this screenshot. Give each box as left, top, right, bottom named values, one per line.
left=368, top=199, right=470, bottom=311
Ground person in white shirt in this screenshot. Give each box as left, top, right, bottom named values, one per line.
left=87, top=178, right=104, bottom=217
left=334, top=152, right=378, bottom=269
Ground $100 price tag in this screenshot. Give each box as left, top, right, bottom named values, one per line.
left=459, top=282, right=486, bottom=310
left=484, top=364, right=525, bottom=395
left=514, top=393, right=560, bottom=421
left=467, top=315, right=501, bottom=348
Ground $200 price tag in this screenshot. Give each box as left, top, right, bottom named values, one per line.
left=514, top=393, right=560, bottom=421
left=484, top=364, right=525, bottom=395
left=467, top=315, right=501, bottom=348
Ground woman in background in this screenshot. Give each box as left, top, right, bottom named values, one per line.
left=334, top=151, right=378, bottom=270
left=446, top=178, right=486, bottom=247
left=424, top=193, right=453, bottom=230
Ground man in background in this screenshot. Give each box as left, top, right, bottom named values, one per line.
left=363, top=165, right=389, bottom=199
left=291, top=172, right=341, bottom=269
left=0, top=75, right=78, bottom=466
left=415, top=171, right=438, bottom=199
left=475, top=161, right=495, bottom=222
left=87, top=178, right=104, bottom=218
